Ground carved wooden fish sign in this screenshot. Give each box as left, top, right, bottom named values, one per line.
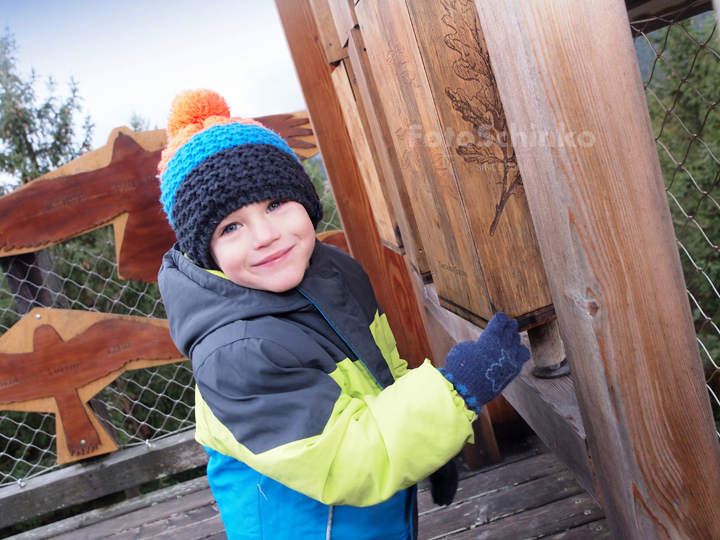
left=0, top=309, right=184, bottom=463
left=0, top=114, right=317, bottom=283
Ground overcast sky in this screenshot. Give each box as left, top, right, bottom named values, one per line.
left=1, top=0, right=306, bottom=151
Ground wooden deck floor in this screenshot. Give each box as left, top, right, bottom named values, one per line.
left=12, top=435, right=611, bottom=540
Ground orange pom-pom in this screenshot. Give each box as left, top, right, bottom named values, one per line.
left=157, top=89, right=270, bottom=178
left=166, top=89, right=231, bottom=138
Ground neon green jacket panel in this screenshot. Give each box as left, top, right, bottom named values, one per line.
left=196, top=359, right=474, bottom=507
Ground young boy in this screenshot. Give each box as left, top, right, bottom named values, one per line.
left=157, top=89, right=530, bottom=540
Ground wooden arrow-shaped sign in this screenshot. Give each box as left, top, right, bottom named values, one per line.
left=0, top=308, right=185, bottom=464
left=0, top=113, right=317, bottom=283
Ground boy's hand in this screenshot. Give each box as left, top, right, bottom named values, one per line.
left=429, top=459, right=458, bottom=506
left=441, top=312, right=530, bottom=412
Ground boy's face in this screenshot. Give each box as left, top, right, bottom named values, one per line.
left=209, top=199, right=316, bottom=292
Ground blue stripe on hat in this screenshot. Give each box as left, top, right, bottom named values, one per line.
left=160, top=123, right=299, bottom=226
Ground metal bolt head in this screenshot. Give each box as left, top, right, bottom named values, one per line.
left=35, top=314, right=41, bottom=319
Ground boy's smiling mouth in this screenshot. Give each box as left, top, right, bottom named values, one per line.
left=254, top=246, right=294, bottom=267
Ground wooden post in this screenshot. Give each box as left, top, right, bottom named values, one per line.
left=474, top=0, right=720, bottom=537
left=275, top=0, right=432, bottom=368
left=527, top=320, right=569, bottom=375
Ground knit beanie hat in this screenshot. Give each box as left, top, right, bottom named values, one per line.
left=158, top=89, right=323, bottom=269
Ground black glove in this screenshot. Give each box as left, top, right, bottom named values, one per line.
left=429, top=459, right=458, bottom=506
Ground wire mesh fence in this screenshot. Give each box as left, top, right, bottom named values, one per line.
left=0, top=155, right=339, bottom=487
left=2, top=1, right=717, bottom=494
left=632, top=3, right=720, bottom=436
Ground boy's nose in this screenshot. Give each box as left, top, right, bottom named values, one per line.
left=251, top=220, right=281, bottom=248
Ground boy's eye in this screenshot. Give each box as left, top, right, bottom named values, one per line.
left=267, top=200, right=284, bottom=212
left=222, top=223, right=239, bottom=235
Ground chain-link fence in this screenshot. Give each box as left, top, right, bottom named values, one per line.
left=3, top=0, right=717, bottom=495
left=632, top=3, right=720, bottom=436
left=0, top=155, right=339, bottom=488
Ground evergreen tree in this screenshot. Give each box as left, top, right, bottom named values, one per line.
left=0, top=30, right=93, bottom=185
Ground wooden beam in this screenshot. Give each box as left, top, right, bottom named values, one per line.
left=347, top=28, right=430, bottom=276
left=0, top=430, right=207, bottom=529
left=627, top=0, right=713, bottom=35
left=474, top=0, right=720, bottom=538
left=275, top=0, right=433, bottom=368
left=327, top=0, right=358, bottom=48
left=330, top=60, right=400, bottom=249
left=308, top=0, right=349, bottom=64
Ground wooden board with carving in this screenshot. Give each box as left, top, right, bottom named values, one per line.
left=0, top=114, right=318, bottom=284
left=404, top=0, right=553, bottom=328
left=0, top=308, right=184, bottom=464
left=0, top=129, right=173, bottom=283
left=356, top=0, right=494, bottom=327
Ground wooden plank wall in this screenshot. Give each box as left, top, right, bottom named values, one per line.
left=330, top=60, right=400, bottom=248
left=473, top=0, right=720, bottom=538
left=354, top=0, right=555, bottom=330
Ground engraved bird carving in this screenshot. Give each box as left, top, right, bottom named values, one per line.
left=0, top=317, right=182, bottom=462
left=0, top=133, right=174, bottom=282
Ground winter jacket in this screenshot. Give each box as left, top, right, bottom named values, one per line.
left=158, top=240, right=476, bottom=540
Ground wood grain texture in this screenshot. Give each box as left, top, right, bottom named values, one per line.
left=503, top=361, right=598, bottom=504
left=356, top=0, right=493, bottom=327
left=344, top=59, right=405, bottom=250
left=418, top=449, right=558, bottom=514
left=308, top=0, right=349, bottom=64
left=420, top=472, right=585, bottom=540
left=0, top=308, right=183, bottom=463
left=446, top=493, right=603, bottom=540
left=330, top=60, right=400, bottom=247
left=348, top=28, right=430, bottom=275
left=0, top=430, right=207, bottom=529
left=14, top=477, right=213, bottom=540
left=276, top=0, right=433, bottom=368
left=327, top=0, right=358, bottom=48
left=473, top=0, right=720, bottom=537
left=404, top=0, right=554, bottom=326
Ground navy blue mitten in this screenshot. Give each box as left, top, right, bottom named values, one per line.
left=429, top=459, right=458, bottom=506
left=440, top=312, right=530, bottom=413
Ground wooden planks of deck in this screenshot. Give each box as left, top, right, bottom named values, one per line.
left=11, top=435, right=610, bottom=540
